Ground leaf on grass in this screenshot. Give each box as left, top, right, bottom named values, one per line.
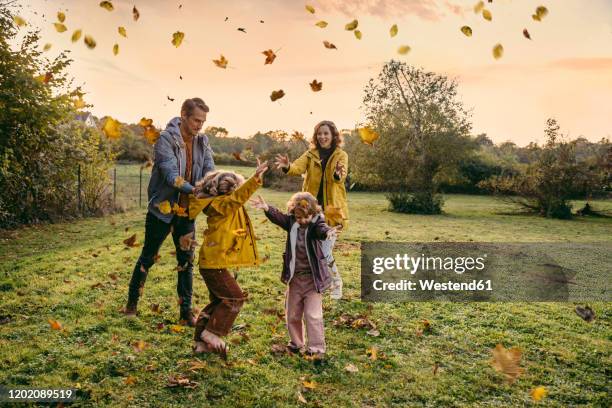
left=344, top=19, right=358, bottom=31
left=123, top=234, right=138, bottom=247
left=48, top=318, right=63, bottom=330
left=102, top=117, right=121, bottom=139
left=213, top=54, right=228, bottom=68
left=323, top=41, right=337, bottom=49
left=530, top=386, right=547, bottom=402
left=345, top=363, right=359, bottom=373
left=366, top=346, right=378, bottom=361
left=297, top=391, right=307, bottom=404
left=166, top=375, right=198, bottom=388
left=84, top=35, right=97, bottom=49
left=169, top=324, right=185, bottom=333
left=305, top=5, right=315, bottom=14
left=71, top=29, right=82, bottom=43
left=315, top=21, right=327, bottom=28
left=99, top=1, right=114, bottom=12
left=390, top=24, right=398, bottom=37
left=270, top=89, right=285, bottom=102
left=133, top=6, right=140, bottom=21
left=54, top=23, right=67, bottom=33
left=302, top=380, right=316, bottom=389
left=366, top=329, right=380, bottom=337
left=132, top=340, right=146, bottom=353
left=461, top=26, right=473, bottom=37
left=358, top=127, right=379, bottom=145
left=123, top=376, right=136, bottom=385
left=188, top=359, right=207, bottom=371
left=397, top=45, right=411, bottom=55
left=172, top=31, right=185, bottom=47
left=118, top=26, right=127, bottom=38
left=490, top=344, right=523, bottom=384
left=262, top=49, right=276, bottom=65
left=309, top=79, right=322, bottom=92
left=492, top=43, right=503, bottom=59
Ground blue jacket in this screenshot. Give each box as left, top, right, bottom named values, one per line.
left=147, top=117, right=215, bottom=223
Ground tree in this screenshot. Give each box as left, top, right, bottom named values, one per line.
left=356, top=60, right=476, bottom=214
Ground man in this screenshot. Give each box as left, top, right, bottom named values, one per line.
left=124, top=97, right=215, bottom=326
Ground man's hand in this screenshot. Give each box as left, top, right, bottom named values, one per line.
left=248, top=195, right=269, bottom=211
left=274, top=154, right=290, bottom=170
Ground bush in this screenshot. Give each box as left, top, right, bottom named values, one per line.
left=386, top=191, right=444, bottom=214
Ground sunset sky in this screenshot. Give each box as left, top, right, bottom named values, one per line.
left=14, top=0, right=612, bottom=145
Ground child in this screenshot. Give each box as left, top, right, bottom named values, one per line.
left=188, top=159, right=268, bottom=359
left=250, top=192, right=339, bottom=357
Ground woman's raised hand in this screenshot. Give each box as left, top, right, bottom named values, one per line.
left=248, top=195, right=269, bottom=211
left=255, top=158, right=269, bottom=179
left=274, top=154, right=290, bottom=170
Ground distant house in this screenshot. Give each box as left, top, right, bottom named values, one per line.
left=74, top=112, right=96, bottom=128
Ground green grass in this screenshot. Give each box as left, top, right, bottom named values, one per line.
left=0, top=169, right=610, bottom=407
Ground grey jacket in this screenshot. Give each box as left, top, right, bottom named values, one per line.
left=147, top=117, right=215, bottom=223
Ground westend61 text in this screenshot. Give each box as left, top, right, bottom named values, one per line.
left=372, top=279, right=493, bottom=291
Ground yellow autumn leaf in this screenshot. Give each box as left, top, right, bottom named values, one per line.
left=212, top=54, right=228, bottom=68
left=118, top=26, right=127, bottom=38
left=535, top=6, right=548, bottom=20
left=530, top=386, right=547, bottom=402
left=302, top=380, right=316, bottom=389
left=71, top=29, right=82, bottom=43
left=158, top=201, right=172, bottom=215
left=73, top=97, right=86, bottom=110
left=323, top=41, right=337, bottom=49
left=84, top=35, right=97, bottom=49
left=490, top=344, right=523, bottom=384
left=57, top=12, right=66, bottom=23
left=139, top=118, right=153, bottom=128
left=48, top=318, right=63, bottom=330
left=132, top=340, right=146, bottom=353
left=169, top=324, right=185, bottom=333
left=315, top=21, right=327, bottom=28
left=305, top=5, right=315, bottom=14
left=345, top=19, right=358, bottom=31
left=397, top=45, right=411, bottom=55
left=123, top=376, right=136, bottom=385
left=13, top=16, right=26, bottom=27
left=113, top=44, right=119, bottom=56
left=358, top=127, right=379, bottom=145
left=493, top=43, right=504, bottom=59
left=482, top=9, right=492, bottom=21
left=102, top=117, right=121, bottom=139
left=473, top=1, right=484, bottom=14
left=367, top=346, right=378, bottom=361
left=43, top=43, right=52, bottom=52
left=54, top=23, right=67, bottom=33
left=354, top=30, right=362, bottom=40
left=172, top=31, right=185, bottom=47
left=390, top=24, right=398, bottom=37
left=461, top=26, right=473, bottom=37
left=99, top=1, right=114, bottom=12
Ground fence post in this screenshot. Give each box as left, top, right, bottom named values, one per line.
left=113, top=167, right=117, bottom=207
left=77, top=164, right=82, bottom=215
left=139, top=166, right=143, bottom=208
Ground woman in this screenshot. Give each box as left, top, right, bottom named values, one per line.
left=275, top=120, right=349, bottom=300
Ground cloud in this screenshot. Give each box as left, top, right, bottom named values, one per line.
left=549, top=57, right=612, bottom=71
left=317, top=0, right=444, bottom=21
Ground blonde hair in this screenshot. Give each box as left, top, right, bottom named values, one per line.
left=287, top=192, right=321, bottom=218
left=195, top=171, right=245, bottom=197
left=310, top=120, right=343, bottom=149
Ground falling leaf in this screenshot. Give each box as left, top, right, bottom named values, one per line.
left=132, top=6, right=140, bottom=21
left=118, top=26, right=127, bottom=38
left=522, top=29, right=531, bottom=40
left=344, top=19, right=358, bottom=31
left=270, top=89, right=285, bottom=102
left=461, top=26, right=473, bottom=37
left=367, top=346, right=378, bottom=361
left=354, top=30, right=362, bottom=39
left=482, top=9, right=492, bottom=21
left=213, top=54, right=228, bottom=69
left=71, top=29, right=82, bottom=43
left=397, top=45, right=411, bottom=55
left=323, top=41, right=337, bottom=49
left=262, top=49, right=276, bottom=65
left=492, top=43, right=504, bottom=59
left=54, top=23, right=67, bottom=33
left=530, top=386, right=548, bottom=402
left=57, top=12, right=66, bottom=23
left=345, top=363, right=359, bottom=373
left=390, top=24, right=398, bottom=37
left=305, top=5, right=315, bottom=14
left=358, top=127, right=379, bottom=145
left=143, top=126, right=160, bottom=144
left=43, top=43, right=52, bottom=51
left=13, top=16, right=26, bottom=27
left=302, top=380, right=316, bottom=389
left=132, top=340, right=146, bottom=353
left=575, top=305, right=595, bottom=322
left=315, top=21, right=327, bottom=28
left=112, top=43, right=119, bottom=55
left=490, top=344, right=523, bottom=384
left=84, top=35, right=97, bottom=49
left=237, top=27, right=247, bottom=33
left=172, top=31, right=185, bottom=47
left=123, top=234, right=138, bottom=247
left=232, top=152, right=246, bottom=162
left=99, top=1, right=114, bottom=12
left=532, top=6, right=548, bottom=21
left=48, top=318, right=63, bottom=330
left=474, top=1, right=485, bottom=14
left=102, top=117, right=120, bottom=139
left=158, top=201, right=172, bottom=215
left=309, top=79, right=322, bottom=92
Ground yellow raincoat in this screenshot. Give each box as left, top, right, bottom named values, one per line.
left=286, top=147, right=349, bottom=229
left=189, top=175, right=262, bottom=269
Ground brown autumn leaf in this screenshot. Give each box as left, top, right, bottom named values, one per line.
left=213, top=54, right=228, bottom=69
left=99, top=1, right=114, bottom=11
left=57, top=12, right=66, bottom=23
left=270, top=89, right=285, bottom=102
left=132, top=339, right=147, bottom=353
left=84, top=35, right=97, bottom=49
left=54, top=23, right=67, bottom=33
left=323, top=41, right=337, bottom=49
left=305, top=5, right=315, bottom=14
left=113, top=44, right=119, bottom=56
left=232, top=152, right=246, bottom=162
left=262, top=49, right=276, bottom=65
left=493, top=43, right=504, bottom=59
left=71, top=29, right=82, bottom=43
left=367, top=346, right=378, bottom=361
left=315, top=21, right=328, bottom=28
left=302, top=380, right=316, bottom=389
left=171, top=31, right=185, bottom=47
left=48, top=318, right=63, bottom=330
left=132, top=6, right=140, bottom=21
left=474, top=0, right=485, bottom=14
left=123, top=234, right=138, bottom=247
left=166, top=375, right=198, bottom=388
left=118, top=26, right=127, bottom=38
left=397, top=45, right=411, bottom=55
left=490, top=344, right=524, bottom=384
left=150, top=303, right=161, bottom=314
left=43, top=43, right=52, bottom=51
left=13, top=15, right=26, bottom=27
left=461, top=26, right=473, bottom=37
left=123, top=376, right=136, bottom=385
left=523, top=29, right=531, bottom=40
left=354, top=30, right=362, bottom=40
left=482, top=9, right=492, bottom=21
left=309, top=79, right=322, bottom=92
left=344, top=19, right=358, bottom=31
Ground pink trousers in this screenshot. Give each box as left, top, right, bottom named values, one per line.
left=285, top=274, right=326, bottom=354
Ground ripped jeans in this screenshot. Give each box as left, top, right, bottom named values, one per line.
left=127, top=211, right=195, bottom=316
left=194, top=268, right=247, bottom=340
